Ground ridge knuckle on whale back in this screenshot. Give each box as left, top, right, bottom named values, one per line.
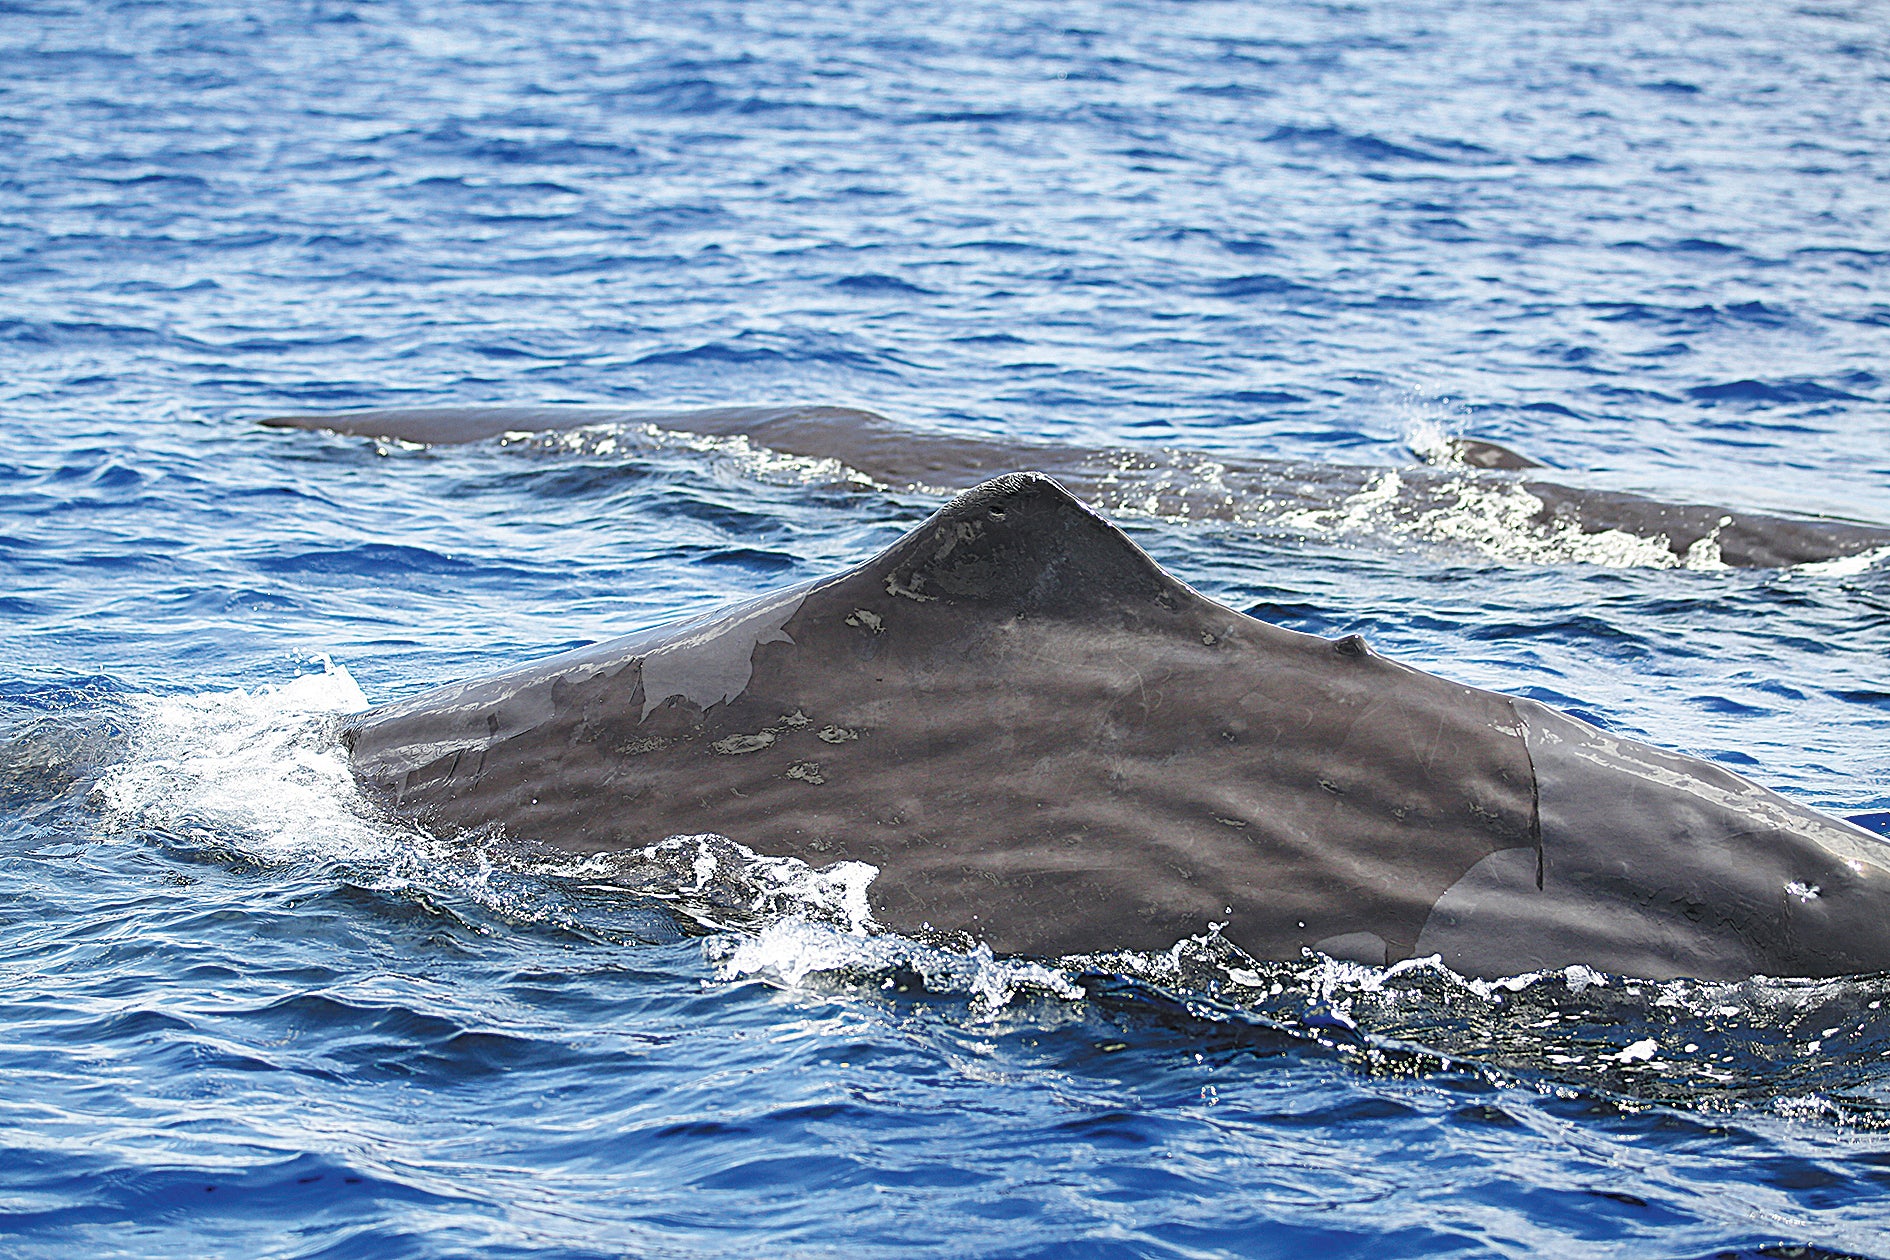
left=334, top=470, right=1890, bottom=983
left=259, top=403, right=1890, bottom=570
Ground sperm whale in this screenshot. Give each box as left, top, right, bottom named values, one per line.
left=332, top=472, right=1890, bottom=981
left=261, top=403, right=1890, bottom=571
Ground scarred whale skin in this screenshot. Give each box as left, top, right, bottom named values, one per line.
left=261, top=403, right=1890, bottom=569
left=341, top=473, right=1890, bottom=982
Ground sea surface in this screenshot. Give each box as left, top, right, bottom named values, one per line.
left=3, top=1, right=1890, bottom=1255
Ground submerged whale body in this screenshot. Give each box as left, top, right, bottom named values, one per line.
left=341, top=472, right=1890, bottom=982
left=261, top=403, right=1890, bottom=569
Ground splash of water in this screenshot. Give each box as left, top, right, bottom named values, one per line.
left=501, top=422, right=874, bottom=489
left=92, top=656, right=384, bottom=862
left=549, top=831, right=882, bottom=935
left=707, top=916, right=1087, bottom=1015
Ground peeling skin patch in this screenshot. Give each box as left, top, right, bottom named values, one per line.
left=618, top=736, right=672, bottom=755
left=712, top=731, right=776, bottom=755
left=845, top=609, right=884, bottom=632
left=885, top=572, right=935, bottom=602
left=713, top=712, right=818, bottom=756
left=817, top=725, right=858, bottom=744
left=640, top=584, right=806, bottom=719
left=786, top=761, right=825, bottom=785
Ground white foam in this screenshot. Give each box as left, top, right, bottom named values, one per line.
left=500, top=423, right=874, bottom=489
left=708, top=917, right=1085, bottom=1013
left=627, top=833, right=881, bottom=934
left=625, top=838, right=1088, bottom=1013
left=93, top=657, right=389, bottom=863
left=1395, top=388, right=1474, bottom=465
left=1608, top=1037, right=1660, bottom=1064
left=1278, top=471, right=1731, bottom=570
left=1795, top=545, right=1890, bottom=578
left=1408, top=478, right=1697, bottom=569
left=1403, top=415, right=1456, bottom=467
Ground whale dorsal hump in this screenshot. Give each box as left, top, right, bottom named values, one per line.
left=863, top=472, right=1194, bottom=621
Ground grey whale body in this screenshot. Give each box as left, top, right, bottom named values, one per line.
left=260, top=403, right=1890, bottom=570
left=341, top=472, right=1890, bottom=982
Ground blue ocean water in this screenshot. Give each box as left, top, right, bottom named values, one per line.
left=3, top=0, right=1890, bottom=1255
